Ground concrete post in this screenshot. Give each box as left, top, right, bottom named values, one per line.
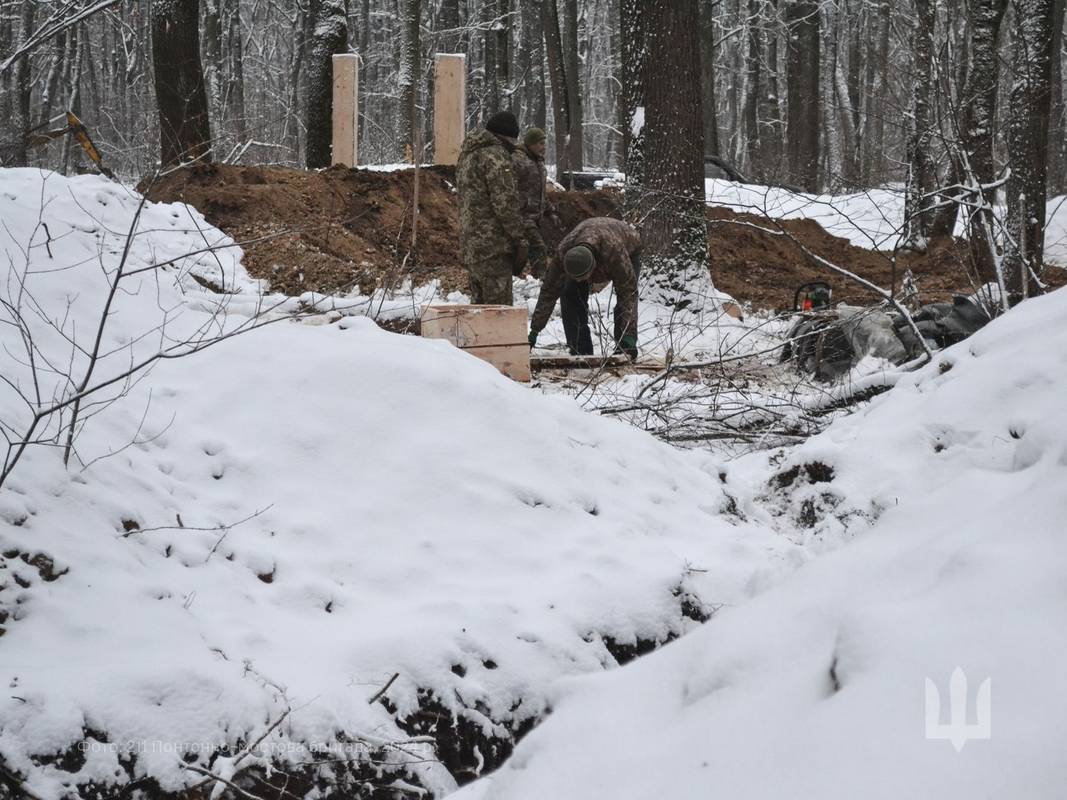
left=331, top=54, right=359, bottom=167
left=433, top=54, right=467, bottom=166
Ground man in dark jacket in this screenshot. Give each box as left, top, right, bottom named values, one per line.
left=527, top=217, right=642, bottom=359
left=511, top=128, right=556, bottom=277
left=455, top=111, right=528, bottom=305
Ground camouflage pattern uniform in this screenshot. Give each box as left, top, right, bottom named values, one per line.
left=512, top=145, right=552, bottom=277
left=456, top=129, right=527, bottom=305
left=530, top=217, right=642, bottom=354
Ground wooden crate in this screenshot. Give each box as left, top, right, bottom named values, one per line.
left=421, top=305, right=531, bottom=382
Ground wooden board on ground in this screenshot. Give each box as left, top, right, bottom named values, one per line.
left=422, top=304, right=530, bottom=382
left=530, top=354, right=632, bottom=371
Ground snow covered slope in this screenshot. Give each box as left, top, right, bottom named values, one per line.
left=460, top=284, right=1067, bottom=799
left=0, top=170, right=800, bottom=797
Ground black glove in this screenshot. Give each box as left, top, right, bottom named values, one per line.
left=528, top=329, right=539, bottom=348
left=616, top=334, right=638, bottom=361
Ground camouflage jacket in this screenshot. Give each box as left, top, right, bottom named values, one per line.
left=530, top=217, right=642, bottom=341
left=511, top=146, right=551, bottom=232
left=455, top=129, right=527, bottom=266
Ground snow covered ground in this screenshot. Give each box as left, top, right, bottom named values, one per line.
left=0, top=170, right=804, bottom=797
left=457, top=274, right=1067, bottom=800
left=2, top=168, right=1064, bottom=800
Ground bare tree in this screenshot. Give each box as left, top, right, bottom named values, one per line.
left=958, top=0, right=1009, bottom=284
left=1004, top=0, right=1057, bottom=298
left=543, top=0, right=574, bottom=178
left=624, top=0, right=709, bottom=308
left=398, top=0, right=421, bottom=161
left=305, top=0, right=348, bottom=169
left=151, top=0, right=213, bottom=168
left=903, top=0, right=938, bottom=249
left=785, top=0, right=820, bottom=190
left=562, top=0, right=584, bottom=169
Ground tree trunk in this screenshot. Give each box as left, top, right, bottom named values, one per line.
left=152, top=0, right=213, bottom=168
left=11, top=1, right=35, bottom=166
left=960, top=0, right=1009, bottom=284
left=1046, top=0, right=1066, bottom=192
left=624, top=0, right=710, bottom=309
left=832, top=10, right=859, bottom=187
left=820, top=0, right=841, bottom=185
left=542, top=0, right=573, bottom=180
left=398, top=0, right=421, bottom=161
left=497, top=0, right=512, bottom=112
left=743, top=0, right=762, bottom=173
left=903, top=0, right=937, bottom=249
left=562, top=0, right=584, bottom=169
left=523, top=0, right=548, bottom=128
left=859, top=1, right=891, bottom=183
left=1004, top=0, right=1056, bottom=299
left=785, top=0, right=820, bottom=190
left=304, top=0, right=347, bottom=168
left=226, top=0, right=247, bottom=147
left=757, top=0, right=782, bottom=178
left=699, top=0, right=721, bottom=158
left=437, top=0, right=461, bottom=51
left=203, top=0, right=224, bottom=148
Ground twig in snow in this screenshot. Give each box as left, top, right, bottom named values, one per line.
left=368, top=672, right=400, bottom=705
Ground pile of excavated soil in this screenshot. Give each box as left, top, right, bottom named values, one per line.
left=145, top=164, right=1064, bottom=310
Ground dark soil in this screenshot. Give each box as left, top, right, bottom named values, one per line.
left=144, top=163, right=1065, bottom=310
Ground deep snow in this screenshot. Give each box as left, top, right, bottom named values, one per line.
left=2, top=167, right=1064, bottom=800
left=0, top=170, right=801, bottom=797
left=457, top=278, right=1067, bottom=800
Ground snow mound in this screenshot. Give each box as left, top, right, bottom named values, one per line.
left=0, top=170, right=798, bottom=796
left=462, top=286, right=1067, bottom=799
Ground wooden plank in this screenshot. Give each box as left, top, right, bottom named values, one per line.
left=422, top=305, right=526, bottom=348
left=433, top=54, right=466, bottom=166
left=421, top=304, right=530, bottom=382
left=530, top=355, right=632, bottom=370
left=331, top=54, right=359, bottom=167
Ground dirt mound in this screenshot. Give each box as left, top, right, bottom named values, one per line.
left=704, top=207, right=993, bottom=310
left=145, top=164, right=1063, bottom=309
left=145, top=163, right=467, bottom=296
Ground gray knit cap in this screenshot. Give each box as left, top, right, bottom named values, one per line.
left=563, top=245, right=595, bottom=281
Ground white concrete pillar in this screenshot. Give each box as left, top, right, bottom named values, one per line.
left=331, top=54, right=359, bottom=167
left=433, top=54, right=467, bottom=166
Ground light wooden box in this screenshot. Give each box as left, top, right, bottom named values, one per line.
left=421, top=305, right=531, bottom=382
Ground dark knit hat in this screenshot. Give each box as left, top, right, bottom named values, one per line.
left=524, top=127, right=547, bottom=147
left=486, top=110, right=520, bottom=139
left=563, top=245, right=595, bottom=281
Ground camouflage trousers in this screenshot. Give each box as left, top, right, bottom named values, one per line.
left=468, top=254, right=513, bottom=305
left=524, top=222, right=548, bottom=278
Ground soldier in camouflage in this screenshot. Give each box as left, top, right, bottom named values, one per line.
left=455, top=111, right=528, bottom=305
left=511, top=128, right=556, bottom=278
left=528, top=217, right=642, bottom=360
